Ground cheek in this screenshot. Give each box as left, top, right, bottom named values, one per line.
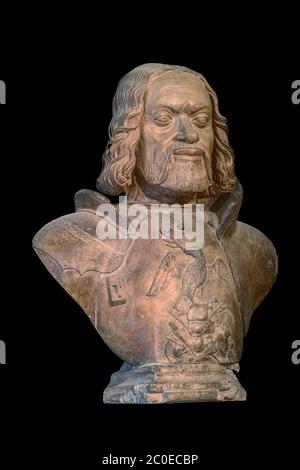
left=142, top=123, right=174, bottom=148
left=208, top=132, right=214, bottom=153
left=199, top=126, right=214, bottom=153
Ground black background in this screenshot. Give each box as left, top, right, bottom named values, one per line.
left=1, top=15, right=299, bottom=467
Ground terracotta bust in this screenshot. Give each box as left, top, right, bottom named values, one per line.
left=33, top=64, right=277, bottom=403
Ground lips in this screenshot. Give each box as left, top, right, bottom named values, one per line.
left=173, top=148, right=204, bottom=156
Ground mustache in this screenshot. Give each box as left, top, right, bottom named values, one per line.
left=171, top=143, right=206, bottom=157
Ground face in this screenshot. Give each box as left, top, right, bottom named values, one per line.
left=137, top=71, right=214, bottom=198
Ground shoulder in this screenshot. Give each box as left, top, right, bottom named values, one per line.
left=32, top=190, right=130, bottom=322
left=233, top=221, right=277, bottom=275
left=33, top=210, right=127, bottom=276
left=33, top=189, right=129, bottom=276
left=223, top=221, right=278, bottom=326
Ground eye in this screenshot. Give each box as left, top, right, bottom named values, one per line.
left=193, top=114, right=209, bottom=127
left=153, top=112, right=173, bottom=126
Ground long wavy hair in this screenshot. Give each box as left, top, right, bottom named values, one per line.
left=97, top=64, right=236, bottom=199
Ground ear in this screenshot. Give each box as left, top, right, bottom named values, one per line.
left=210, top=179, right=243, bottom=239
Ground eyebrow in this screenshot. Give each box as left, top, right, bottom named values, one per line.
left=188, top=105, right=210, bottom=115
left=153, top=103, right=210, bottom=114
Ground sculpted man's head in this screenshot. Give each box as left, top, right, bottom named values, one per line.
left=97, top=64, right=236, bottom=204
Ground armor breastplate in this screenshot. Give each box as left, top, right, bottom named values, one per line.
left=97, top=220, right=243, bottom=370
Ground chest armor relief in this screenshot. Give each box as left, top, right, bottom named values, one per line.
left=97, top=223, right=243, bottom=369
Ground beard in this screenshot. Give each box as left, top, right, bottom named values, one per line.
left=137, top=144, right=213, bottom=195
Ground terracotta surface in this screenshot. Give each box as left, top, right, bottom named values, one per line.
left=33, top=64, right=277, bottom=403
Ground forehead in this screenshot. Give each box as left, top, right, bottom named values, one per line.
left=145, top=70, right=211, bottom=112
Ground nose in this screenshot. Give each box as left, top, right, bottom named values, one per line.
left=175, top=116, right=199, bottom=144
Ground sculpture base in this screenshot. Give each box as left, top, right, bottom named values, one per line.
left=103, top=362, right=246, bottom=404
